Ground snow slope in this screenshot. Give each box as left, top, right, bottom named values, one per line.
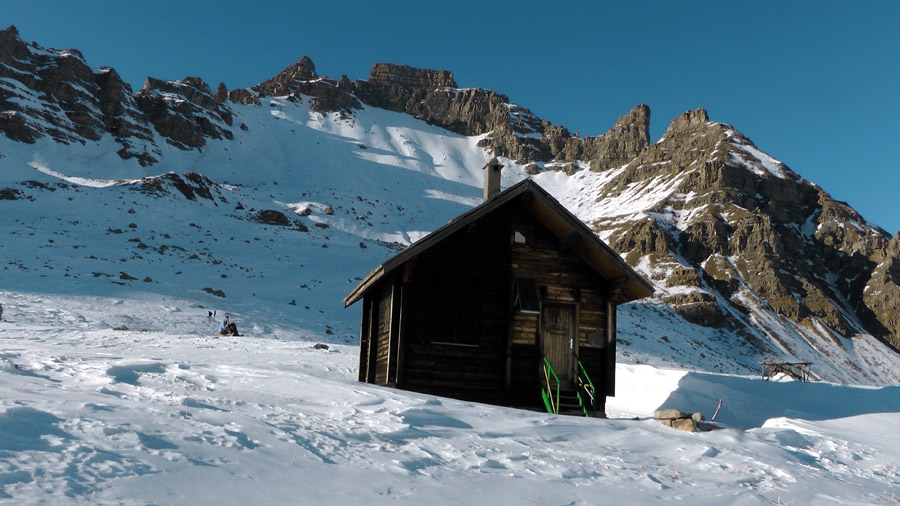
left=2, top=93, right=900, bottom=504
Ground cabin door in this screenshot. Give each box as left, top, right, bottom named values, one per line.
left=541, top=304, right=575, bottom=382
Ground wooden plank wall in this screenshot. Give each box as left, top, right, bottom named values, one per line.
left=373, top=283, right=392, bottom=385
left=399, top=208, right=513, bottom=403
left=356, top=198, right=618, bottom=409
left=358, top=293, right=372, bottom=382
left=508, top=204, right=612, bottom=396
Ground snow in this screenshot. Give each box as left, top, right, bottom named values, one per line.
left=729, top=141, right=790, bottom=179
left=2, top=295, right=900, bottom=505
left=2, top=88, right=900, bottom=504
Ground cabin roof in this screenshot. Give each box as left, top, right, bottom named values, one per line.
left=343, top=178, right=654, bottom=307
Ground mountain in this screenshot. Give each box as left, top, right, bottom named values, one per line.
left=1, top=25, right=899, bottom=385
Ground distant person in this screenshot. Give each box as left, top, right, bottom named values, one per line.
left=219, top=315, right=240, bottom=336
left=0, top=302, right=3, bottom=321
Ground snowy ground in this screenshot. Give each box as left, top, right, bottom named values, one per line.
left=2, top=84, right=900, bottom=504
left=2, top=290, right=899, bottom=505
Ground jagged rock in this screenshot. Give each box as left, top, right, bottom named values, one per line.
left=251, top=57, right=360, bottom=114
left=257, top=210, right=292, bottom=226
left=253, top=56, right=317, bottom=97
left=864, top=235, right=900, bottom=347
left=228, top=88, right=259, bottom=105
left=132, top=172, right=216, bottom=201
left=214, top=82, right=228, bottom=104
left=294, top=79, right=361, bottom=114
left=349, top=64, right=549, bottom=163
left=559, top=105, right=650, bottom=171
left=134, top=76, right=234, bottom=148
left=368, top=63, right=456, bottom=90
left=588, top=106, right=899, bottom=350
left=0, top=25, right=157, bottom=160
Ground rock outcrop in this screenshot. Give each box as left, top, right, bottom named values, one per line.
left=134, top=76, right=234, bottom=149
left=583, top=106, right=900, bottom=352
left=0, top=25, right=157, bottom=162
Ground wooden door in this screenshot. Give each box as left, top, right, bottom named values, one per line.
left=541, top=304, right=575, bottom=382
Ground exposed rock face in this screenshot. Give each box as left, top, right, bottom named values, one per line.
left=864, top=236, right=900, bottom=348
left=134, top=76, right=234, bottom=149
left=348, top=63, right=550, bottom=162
left=248, top=57, right=361, bottom=114
left=253, top=56, right=318, bottom=97
left=552, top=105, right=651, bottom=171
left=0, top=25, right=241, bottom=163
left=0, top=25, right=157, bottom=162
left=368, top=63, right=456, bottom=90
left=230, top=58, right=651, bottom=167
left=583, top=107, right=900, bottom=352
left=132, top=172, right=218, bottom=201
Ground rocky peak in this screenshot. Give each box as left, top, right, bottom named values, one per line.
left=367, top=63, right=457, bottom=91
left=581, top=106, right=900, bottom=353
left=253, top=56, right=318, bottom=97
left=214, top=82, right=228, bottom=104
left=665, top=108, right=710, bottom=135
left=586, top=104, right=651, bottom=171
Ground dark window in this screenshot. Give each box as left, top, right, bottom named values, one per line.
left=515, top=276, right=540, bottom=314
left=430, top=280, right=482, bottom=346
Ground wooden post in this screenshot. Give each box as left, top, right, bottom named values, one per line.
left=605, top=300, right=616, bottom=396
left=393, top=281, right=407, bottom=386
left=358, top=293, right=371, bottom=382
left=365, top=294, right=377, bottom=383
left=387, top=278, right=402, bottom=386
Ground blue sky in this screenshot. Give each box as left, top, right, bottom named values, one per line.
left=6, top=0, right=899, bottom=233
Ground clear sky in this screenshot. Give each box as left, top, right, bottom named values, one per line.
left=6, top=0, right=899, bottom=234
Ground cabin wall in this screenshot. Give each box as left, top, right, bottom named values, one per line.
left=400, top=209, right=514, bottom=404
left=507, top=205, right=613, bottom=402
left=355, top=197, right=622, bottom=411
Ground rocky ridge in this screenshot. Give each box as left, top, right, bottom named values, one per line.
left=586, top=108, right=900, bottom=352
left=1, top=25, right=898, bottom=357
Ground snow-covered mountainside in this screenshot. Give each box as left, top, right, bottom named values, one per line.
left=2, top=25, right=898, bottom=384
left=2, top=25, right=900, bottom=505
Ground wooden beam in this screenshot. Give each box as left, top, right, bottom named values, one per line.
left=394, top=281, right=408, bottom=386
left=388, top=278, right=402, bottom=386
left=605, top=300, right=616, bottom=397
left=605, top=276, right=627, bottom=302
left=358, top=293, right=371, bottom=382
left=365, top=294, right=377, bottom=383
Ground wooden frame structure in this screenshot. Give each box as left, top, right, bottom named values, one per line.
left=344, top=179, right=654, bottom=415
left=761, top=362, right=812, bottom=382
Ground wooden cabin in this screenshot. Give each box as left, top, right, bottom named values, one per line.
left=343, top=162, right=653, bottom=416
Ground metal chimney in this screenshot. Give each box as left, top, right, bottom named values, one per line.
left=482, top=157, right=503, bottom=201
